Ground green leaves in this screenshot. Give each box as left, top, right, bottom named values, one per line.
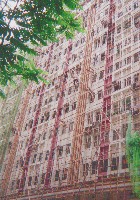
left=0, top=89, right=6, bottom=99
left=126, top=117, right=140, bottom=198
left=0, top=0, right=82, bottom=98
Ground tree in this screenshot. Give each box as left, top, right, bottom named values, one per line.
left=0, top=0, right=82, bottom=97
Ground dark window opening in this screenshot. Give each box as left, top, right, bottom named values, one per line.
left=58, top=146, right=63, bottom=157
left=91, top=161, right=98, bottom=174
left=62, top=168, right=68, bottom=180
left=41, top=173, right=45, bottom=184
left=111, top=157, right=119, bottom=171
left=83, top=163, right=89, bottom=176
left=28, top=176, right=32, bottom=186
left=39, top=153, right=43, bottom=162
left=66, top=144, right=71, bottom=154
left=33, top=154, right=37, bottom=163
left=122, top=155, right=128, bottom=169
left=45, top=151, right=49, bottom=160
left=100, top=159, right=108, bottom=172
left=34, top=176, right=38, bottom=185
left=55, top=170, right=59, bottom=181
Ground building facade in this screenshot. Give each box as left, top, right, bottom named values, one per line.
left=0, top=0, right=140, bottom=199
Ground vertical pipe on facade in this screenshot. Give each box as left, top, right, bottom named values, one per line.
left=98, top=0, right=115, bottom=177
left=44, top=40, right=72, bottom=188
left=18, top=45, right=53, bottom=193
left=68, top=2, right=97, bottom=185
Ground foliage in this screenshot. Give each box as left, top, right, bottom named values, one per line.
left=126, top=117, right=140, bottom=198
left=0, top=0, right=82, bottom=98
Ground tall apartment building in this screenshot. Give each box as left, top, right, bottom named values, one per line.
left=0, top=0, right=140, bottom=199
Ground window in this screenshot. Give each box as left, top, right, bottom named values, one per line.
left=72, top=54, right=77, bottom=62
left=96, top=111, right=101, bottom=122
left=88, top=92, right=95, bottom=103
left=134, top=52, right=140, bottom=63
left=99, top=70, right=104, bottom=79
left=64, top=48, right=67, bottom=55
left=68, top=87, right=72, bottom=95
left=45, top=151, right=49, bottom=160
left=11, top=180, right=15, bottom=191
left=116, top=44, right=121, bottom=54
left=33, top=154, right=37, bottom=163
left=29, top=120, right=33, bottom=129
left=91, top=73, right=97, bottom=83
left=16, top=180, right=20, bottom=189
left=16, top=161, right=19, bottom=169
left=102, top=33, right=107, bottom=45
left=115, top=62, right=119, bottom=70
left=134, top=73, right=139, bottom=82
left=111, top=157, right=119, bottom=170
left=56, top=93, right=59, bottom=101
left=122, top=97, right=131, bottom=112
left=72, top=102, right=76, bottom=110
left=76, top=65, right=81, bottom=74
left=134, top=123, right=140, bottom=132
left=134, top=1, right=138, bottom=9
left=124, top=19, right=131, bottom=29
left=62, top=168, right=68, bottom=180
left=117, top=25, right=121, bottom=34
left=41, top=173, right=45, bottom=184
left=64, top=103, right=69, bottom=113
left=105, top=9, right=108, bottom=15
left=108, top=65, right=113, bottom=74
left=41, top=116, right=44, bottom=123
left=58, top=146, right=63, bottom=157
left=49, top=96, right=53, bottom=102
left=81, top=37, right=85, bottom=44
left=113, top=130, right=119, bottom=141
left=28, top=176, right=32, bottom=186
left=126, top=97, right=131, bottom=110
left=122, top=124, right=128, bottom=138
left=85, top=135, right=91, bottom=148
left=104, top=132, right=109, bottom=143
left=49, top=130, right=53, bottom=139
left=101, top=52, right=105, bottom=61
left=39, top=153, right=43, bottom=162
left=98, top=90, right=102, bottom=100
left=24, top=123, right=28, bottom=131
left=134, top=15, right=140, bottom=28
left=113, top=81, right=121, bottom=91
left=134, top=34, right=138, bottom=43
left=91, top=161, right=98, bottom=174
left=87, top=112, right=93, bottom=124
left=28, top=107, right=31, bottom=114
left=127, top=56, right=131, bottom=64
left=94, top=134, right=100, bottom=146
left=55, top=170, right=59, bottom=181
left=52, top=110, right=56, bottom=119
left=43, top=132, right=46, bottom=140
left=124, top=77, right=131, bottom=87
left=118, top=11, right=123, bottom=18
left=122, top=155, right=128, bottom=169
left=44, top=112, right=50, bottom=121
left=34, top=176, right=38, bottom=185
left=69, top=122, right=74, bottom=132
left=66, top=144, right=71, bottom=155
left=20, top=156, right=24, bottom=167
left=34, top=104, right=37, bottom=111
left=62, top=126, right=66, bottom=134
left=113, top=101, right=120, bottom=115
left=83, top=163, right=89, bottom=176
left=100, top=159, right=108, bottom=172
